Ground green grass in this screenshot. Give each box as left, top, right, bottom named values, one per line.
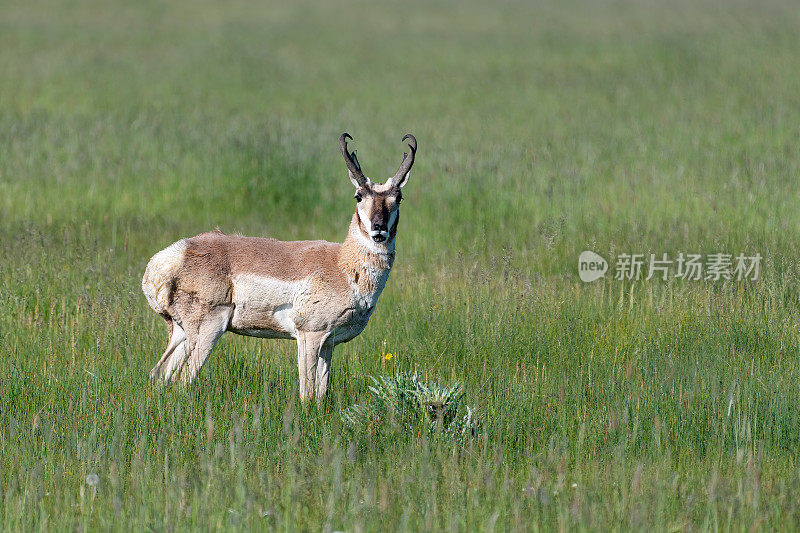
left=2, top=0, right=800, bottom=529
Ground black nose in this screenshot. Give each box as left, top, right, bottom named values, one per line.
left=373, top=223, right=387, bottom=232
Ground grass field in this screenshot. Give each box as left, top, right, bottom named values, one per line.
left=3, top=0, right=800, bottom=529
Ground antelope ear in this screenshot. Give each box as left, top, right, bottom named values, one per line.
left=350, top=172, right=371, bottom=188
left=390, top=153, right=411, bottom=188
left=348, top=148, right=369, bottom=188
left=392, top=171, right=410, bottom=189
left=349, top=171, right=362, bottom=188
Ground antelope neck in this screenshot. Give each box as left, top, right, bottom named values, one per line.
left=338, top=214, right=395, bottom=284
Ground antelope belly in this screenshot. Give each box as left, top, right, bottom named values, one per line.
left=229, top=274, right=308, bottom=339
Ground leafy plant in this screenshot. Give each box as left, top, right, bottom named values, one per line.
left=342, top=371, right=478, bottom=443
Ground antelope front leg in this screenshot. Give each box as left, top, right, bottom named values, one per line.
left=296, top=331, right=329, bottom=403
left=315, top=343, right=334, bottom=400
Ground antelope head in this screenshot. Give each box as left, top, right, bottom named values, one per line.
left=340, top=133, right=416, bottom=244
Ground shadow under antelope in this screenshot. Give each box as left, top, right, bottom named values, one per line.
left=141, top=133, right=417, bottom=401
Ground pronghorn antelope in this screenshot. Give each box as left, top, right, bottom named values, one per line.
left=142, top=133, right=416, bottom=401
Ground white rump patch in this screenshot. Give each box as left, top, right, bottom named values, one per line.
left=142, top=239, right=187, bottom=314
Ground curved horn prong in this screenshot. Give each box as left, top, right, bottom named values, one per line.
left=391, top=134, right=416, bottom=185
left=339, top=133, right=367, bottom=186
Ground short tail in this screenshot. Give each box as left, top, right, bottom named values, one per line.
left=142, top=239, right=187, bottom=314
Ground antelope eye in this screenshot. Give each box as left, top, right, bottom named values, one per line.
left=354, top=193, right=362, bottom=202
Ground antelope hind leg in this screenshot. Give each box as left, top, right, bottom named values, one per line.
left=176, top=305, right=232, bottom=384
left=161, top=338, right=188, bottom=383
left=151, top=320, right=187, bottom=382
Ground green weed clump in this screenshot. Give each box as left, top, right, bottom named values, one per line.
left=342, top=371, right=478, bottom=443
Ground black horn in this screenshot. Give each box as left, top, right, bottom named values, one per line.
left=339, top=133, right=367, bottom=186
left=392, top=134, right=416, bottom=184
